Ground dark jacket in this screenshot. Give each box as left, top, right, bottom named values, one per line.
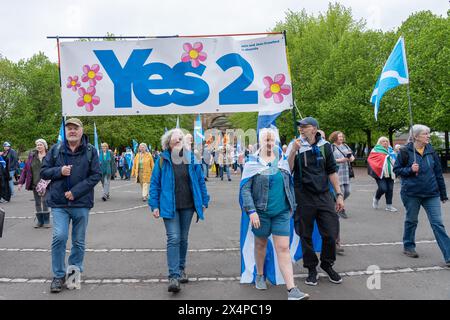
left=293, top=133, right=337, bottom=193
left=40, top=135, right=101, bottom=208
left=4, top=148, right=18, bottom=171
left=393, top=142, right=447, bottom=201
left=18, top=151, right=35, bottom=190
left=0, top=156, right=10, bottom=201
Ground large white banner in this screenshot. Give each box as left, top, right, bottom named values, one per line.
left=60, top=35, right=293, bottom=116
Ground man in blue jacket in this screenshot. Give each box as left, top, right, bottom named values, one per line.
left=41, top=118, right=101, bottom=293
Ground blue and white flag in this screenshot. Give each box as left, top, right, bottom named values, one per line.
left=57, top=118, right=65, bottom=143
left=93, top=122, right=100, bottom=155
left=132, top=139, right=138, bottom=154
left=257, top=110, right=282, bottom=134
left=370, top=36, right=409, bottom=120
left=239, top=139, right=322, bottom=285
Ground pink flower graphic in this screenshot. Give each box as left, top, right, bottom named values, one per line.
left=263, top=74, right=291, bottom=104
left=181, top=42, right=207, bottom=68
left=77, top=87, right=100, bottom=112
left=66, top=76, right=81, bottom=91
left=81, top=64, right=103, bottom=86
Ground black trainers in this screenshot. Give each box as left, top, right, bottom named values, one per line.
left=102, top=196, right=107, bottom=201
left=321, top=266, right=342, bottom=284
left=168, top=278, right=181, bottom=293
left=305, top=268, right=319, bottom=286
left=337, top=210, right=348, bottom=219
left=50, top=277, right=65, bottom=293
left=179, top=270, right=189, bottom=284
left=403, top=249, right=419, bottom=258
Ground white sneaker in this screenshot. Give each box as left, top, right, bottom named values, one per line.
left=255, top=274, right=267, bottom=290
left=66, top=265, right=81, bottom=290
left=372, top=197, right=379, bottom=209
left=385, top=205, right=398, bottom=212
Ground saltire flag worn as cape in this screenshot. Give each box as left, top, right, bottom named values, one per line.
left=367, top=145, right=395, bottom=179
left=239, top=150, right=321, bottom=285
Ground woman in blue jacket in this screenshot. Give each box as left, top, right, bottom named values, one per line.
left=393, top=124, right=449, bottom=266
left=149, top=128, right=209, bottom=293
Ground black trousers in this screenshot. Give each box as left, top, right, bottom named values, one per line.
left=294, top=188, right=339, bottom=270
left=375, top=177, right=394, bottom=205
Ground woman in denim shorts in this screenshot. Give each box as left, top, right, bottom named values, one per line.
left=240, top=128, right=309, bottom=300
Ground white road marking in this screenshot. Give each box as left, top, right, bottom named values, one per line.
left=0, top=240, right=437, bottom=253
left=5, top=205, right=149, bottom=219
left=0, top=265, right=447, bottom=285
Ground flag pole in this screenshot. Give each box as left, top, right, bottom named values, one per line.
left=283, top=30, right=298, bottom=138
left=406, top=83, right=416, bottom=164
left=403, top=34, right=416, bottom=164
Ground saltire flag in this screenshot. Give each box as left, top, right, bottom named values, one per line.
left=370, top=36, right=409, bottom=120
left=257, top=110, right=282, bottom=135
left=124, top=148, right=134, bottom=170
left=194, top=115, right=204, bottom=144
left=239, top=142, right=322, bottom=285
left=132, top=139, right=138, bottom=154
left=367, top=144, right=396, bottom=179
left=193, top=115, right=203, bottom=164
left=93, top=122, right=100, bottom=155
left=57, top=118, right=65, bottom=143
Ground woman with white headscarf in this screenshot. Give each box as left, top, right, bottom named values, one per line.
left=239, top=128, right=309, bottom=300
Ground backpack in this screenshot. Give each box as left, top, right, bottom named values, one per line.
left=399, top=146, right=409, bottom=167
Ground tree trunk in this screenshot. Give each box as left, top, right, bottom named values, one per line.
left=388, top=127, right=394, bottom=147
left=365, top=129, right=372, bottom=152
left=445, top=131, right=449, bottom=157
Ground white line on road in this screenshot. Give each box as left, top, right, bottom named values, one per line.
left=5, top=205, right=149, bottom=219
left=0, top=265, right=447, bottom=285
left=0, top=240, right=438, bottom=253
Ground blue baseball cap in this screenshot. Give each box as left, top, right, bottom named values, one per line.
left=3, top=142, right=11, bottom=147
left=297, top=117, right=319, bottom=128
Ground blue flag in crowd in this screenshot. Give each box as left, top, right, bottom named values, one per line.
left=132, top=139, right=138, bottom=154
left=57, top=118, right=65, bottom=143
left=257, top=110, right=282, bottom=134
left=370, top=36, right=409, bottom=120
left=94, top=122, right=100, bottom=155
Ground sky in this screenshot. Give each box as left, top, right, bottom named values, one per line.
left=0, top=0, right=448, bottom=62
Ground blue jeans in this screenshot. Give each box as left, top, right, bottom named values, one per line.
left=202, top=163, right=209, bottom=178
left=220, top=165, right=231, bottom=180
left=9, top=170, right=15, bottom=196
left=51, top=207, right=90, bottom=278
left=401, top=194, right=450, bottom=263
left=163, top=208, right=195, bottom=279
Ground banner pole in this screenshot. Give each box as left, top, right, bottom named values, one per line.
left=283, top=30, right=298, bottom=138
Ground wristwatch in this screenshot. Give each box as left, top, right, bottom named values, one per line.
left=336, top=193, right=344, bottom=198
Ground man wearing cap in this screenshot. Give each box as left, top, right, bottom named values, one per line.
left=41, top=118, right=101, bottom=293
left=288, top=117, right=345, bottom=286
left=3, top=142, right=18, bottom=198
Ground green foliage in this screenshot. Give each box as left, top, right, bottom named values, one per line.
left=1, top=9, right=448, bottom=154
left=229, top=4, right=449, bottom=148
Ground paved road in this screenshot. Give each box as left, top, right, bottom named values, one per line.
left=0, top=168, right=449, bottom=300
